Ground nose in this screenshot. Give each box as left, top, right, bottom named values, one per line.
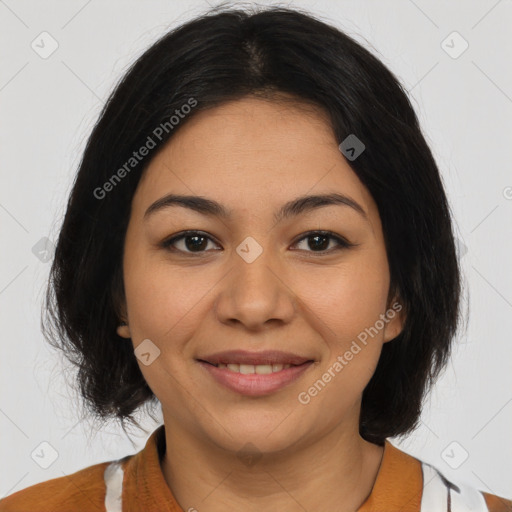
left=213, top=244, right=296, bottom=331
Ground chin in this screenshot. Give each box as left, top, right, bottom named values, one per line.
left=204, top=415, right=306, bottom=456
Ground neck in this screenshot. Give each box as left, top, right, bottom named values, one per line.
left=160, top=416, right=384, bottom=512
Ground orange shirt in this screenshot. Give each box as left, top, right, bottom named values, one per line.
left=1, top=425, right=510, bottom=511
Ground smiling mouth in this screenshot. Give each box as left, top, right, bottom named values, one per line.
left=196, top=358, right=315, bottom=396
left=198, top=360, right=313, bottom=374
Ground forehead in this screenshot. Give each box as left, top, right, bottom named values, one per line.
left=132, top=96, right=377, bottom=223
left=155, top=96, right=336, bottom=163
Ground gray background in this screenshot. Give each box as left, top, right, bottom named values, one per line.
left=1, top=0, right=511, bottom=501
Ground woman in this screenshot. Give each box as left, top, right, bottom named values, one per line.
left=1, top=4, right=510, bottom=512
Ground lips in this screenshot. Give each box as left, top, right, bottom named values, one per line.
left=197, top=357, right=315, bottom=396
left=197, top=349, right=313, bottom=367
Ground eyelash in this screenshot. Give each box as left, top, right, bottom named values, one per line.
left=160, top=230, right=355, bottom=257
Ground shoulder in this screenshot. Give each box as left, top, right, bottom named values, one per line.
left=0, top=458, right=124, bottom=512
left=420, top=458, right=512, bottom=512
left=378, top=440, right=512, bottom=512
left=481, top=491, right=512, bottom=512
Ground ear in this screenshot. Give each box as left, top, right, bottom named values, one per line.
left=111, top=267, right=131, bottom=339
left=115, top=300, right=131, bottom=339
left=382, top=293, right=405, bottom=343
left=117, top=323, right=131, bottom=339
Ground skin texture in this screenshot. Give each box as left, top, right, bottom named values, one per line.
left=117, top=96, right=405, bottom=512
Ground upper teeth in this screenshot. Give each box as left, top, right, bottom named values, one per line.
left=217, top=363, right=292, bottom=374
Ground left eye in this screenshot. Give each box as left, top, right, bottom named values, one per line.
left=161, top=230, right=354, bottom=256
left=293, top=231, right=353, bottom=253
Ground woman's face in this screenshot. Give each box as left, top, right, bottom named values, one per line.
left=119, top=96, right=403, bottom=454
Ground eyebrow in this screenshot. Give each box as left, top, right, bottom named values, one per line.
left=143, top=192, right=368, bottom=223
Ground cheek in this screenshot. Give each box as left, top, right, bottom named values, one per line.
left=299, top=268, right=388, bottom=412
left=303, top=252, right=390, bottom=340
left=122, top=252, right=215, bottom=345
left=298, top=251, right=390, bottom=396
left=121, top=259, right=208, bottom=398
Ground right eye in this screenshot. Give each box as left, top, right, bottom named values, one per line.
left=160, top=231, right=221, bottom=255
